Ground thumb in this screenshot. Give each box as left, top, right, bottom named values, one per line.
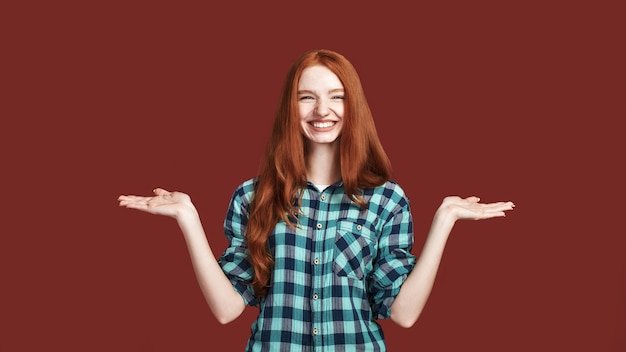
left=153, top=188, right=170, bottom=196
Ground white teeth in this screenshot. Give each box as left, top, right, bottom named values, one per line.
left=311, top=121, right=335, bottom=128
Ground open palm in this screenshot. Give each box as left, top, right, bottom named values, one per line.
left=440, top=196, right=515, bottom=221
left=118, top=188, right=193, bottom=218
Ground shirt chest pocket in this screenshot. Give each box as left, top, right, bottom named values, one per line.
left=333, top=221, right=377, bottom=280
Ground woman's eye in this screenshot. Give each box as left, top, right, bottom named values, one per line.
left=299, top=96, right=314, bottom=101
left=332, top=95, right=345, bottom=100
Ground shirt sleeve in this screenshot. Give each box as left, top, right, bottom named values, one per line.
left=368, top=185, right=416, bottom=319
left=218, top=181, right=259, bottom=306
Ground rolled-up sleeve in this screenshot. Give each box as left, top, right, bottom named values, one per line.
left=368, top=187, right=416, bottom=319
left=218, top=181, right=258, bottom=306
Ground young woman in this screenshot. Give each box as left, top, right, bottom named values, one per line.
left=118, top=49, right=514, bottom=351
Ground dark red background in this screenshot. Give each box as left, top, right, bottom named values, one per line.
left=2, top=1, right=624, bottom=351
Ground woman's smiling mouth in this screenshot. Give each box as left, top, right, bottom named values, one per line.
left=310, top=121, right=336, bottom=129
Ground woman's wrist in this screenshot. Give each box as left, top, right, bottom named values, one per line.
left=431, top=206, right=457, bottom=238
left=175, top=202, right=200, bottom=224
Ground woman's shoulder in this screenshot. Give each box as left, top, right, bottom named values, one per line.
left=230, top=177, right=258, bottom=201
left=363, top=180, right=411, bottom=211
left=367, top=179, right=408, bottom=198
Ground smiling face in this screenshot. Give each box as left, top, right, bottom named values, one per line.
left=298, top=65, right=345, bottom=146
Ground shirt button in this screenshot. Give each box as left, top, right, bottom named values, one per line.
left=316, top=223, right=322, bottom=229
left=356, top=224, right=362, bottom=231
left=320, top=194, right=326, bottom=201
left=313, top=328, right=319, bottom=335
left=314, top=258, right=320, bottom=265
left=313, top=293, right=319, bottom=300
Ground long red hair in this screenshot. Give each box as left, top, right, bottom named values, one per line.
left=246, top=49, right=392, bottom=297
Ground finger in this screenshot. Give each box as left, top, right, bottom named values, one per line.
left=479, top=202, right=513, bottom=209
left=118, top=195, right=151, bottom=202
left=496, top=201, right=515, bottom=210
left=484, top=203, right=516, bottom=214
left=123, top=202, right=151, bottom=211
left=478, top=211, right=506, bottom=219
left=118, top=196, right=135, bottom=204
left=473, top=201, right=515, bottom=211
left=484, top=201, right=514, bottom=207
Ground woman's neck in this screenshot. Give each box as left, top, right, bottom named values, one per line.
left=305, top=142, right=341, bottom=186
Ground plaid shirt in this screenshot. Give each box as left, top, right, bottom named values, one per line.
left=219, top=179, right=416, bottom=351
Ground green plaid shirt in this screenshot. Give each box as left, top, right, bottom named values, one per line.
left=220, top=179, right=416, bottom=351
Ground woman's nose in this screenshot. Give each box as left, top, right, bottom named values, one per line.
left=314, top=99, right=330, bottom=116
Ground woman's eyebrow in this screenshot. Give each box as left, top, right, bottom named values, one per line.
left=297, top=88, right=345, bottom=94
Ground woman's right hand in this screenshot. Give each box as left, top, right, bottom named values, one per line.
left=118, top=188, right=196, bottom=219
left=118, top=188, right=246, bottom=323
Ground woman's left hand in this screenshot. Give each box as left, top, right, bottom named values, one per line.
left=438, top=196, right=515, bottom=221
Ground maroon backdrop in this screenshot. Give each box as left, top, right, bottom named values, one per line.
left=2, top=1, right=624, bottom=351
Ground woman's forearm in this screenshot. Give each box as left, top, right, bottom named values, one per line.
left=176, top=208, right=246, bottom=324
left=389, top=195, right=513, bottom=328
left=390, top=209, right=455, bottom=328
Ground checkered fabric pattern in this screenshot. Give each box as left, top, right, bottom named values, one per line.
left=219, top=179, right=416, bottom=351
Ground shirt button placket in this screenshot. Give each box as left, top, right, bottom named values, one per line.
left=312, top=219, right=322, bottom=339
left=312, top=191, right=327, bottom=345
